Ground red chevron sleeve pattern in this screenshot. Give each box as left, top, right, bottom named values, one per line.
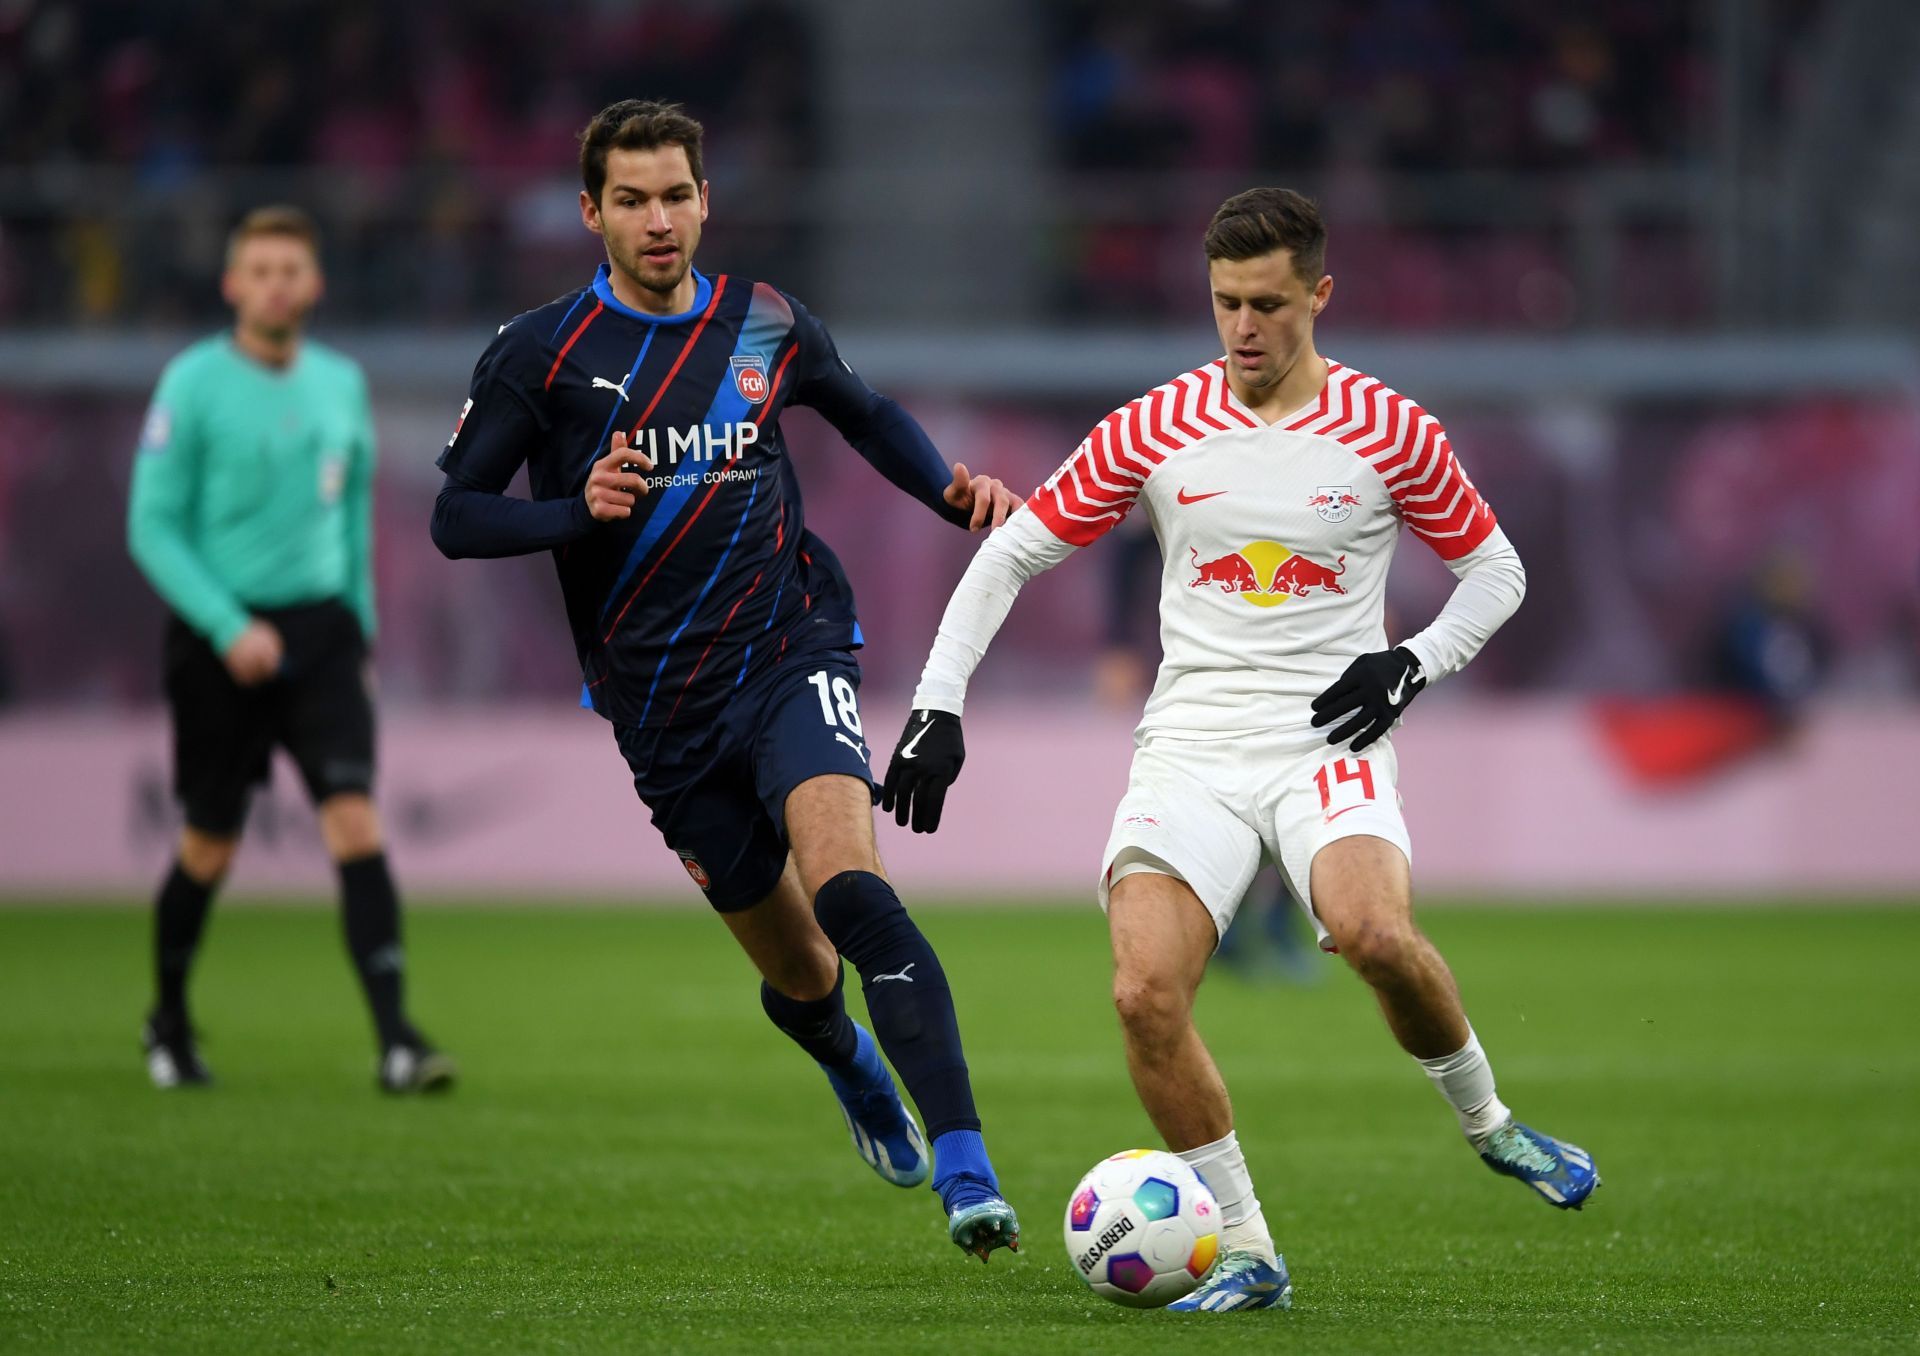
left=1026, top=361, right=1252, bottom=547
left=1282, top=362, right=1497, bottom=561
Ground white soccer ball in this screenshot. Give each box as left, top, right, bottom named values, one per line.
left=1063, top=1149, right=1220, bottom=1308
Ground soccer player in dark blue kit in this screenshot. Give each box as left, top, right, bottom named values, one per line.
left=430, top=101, right=1022, bottom=1260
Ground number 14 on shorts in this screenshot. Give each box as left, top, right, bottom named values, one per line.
left=1315, top=757, right=1376, bottom=823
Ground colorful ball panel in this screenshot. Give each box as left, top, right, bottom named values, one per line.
left=1068, top=1186, right=1100, bottom=1231
left=1187, top=1232, right=1218, bottom=1278
left=1105, top=1253, right=1156, bottom=1294
left=1132, top=1176, right=1179, bottom=1221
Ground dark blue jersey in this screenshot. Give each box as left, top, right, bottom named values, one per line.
left=433, top=265, right=966, bottom=730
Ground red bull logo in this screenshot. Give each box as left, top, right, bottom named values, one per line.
left=1188, top=542, right=1346, bottom=607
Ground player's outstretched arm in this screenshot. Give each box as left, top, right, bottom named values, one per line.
left=781, top=294, right=1018, bottom=529
left=811, top=376, right=1018, bottom=530
left=879, top=509, right=1076, bottom=832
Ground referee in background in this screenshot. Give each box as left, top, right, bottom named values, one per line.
left=126, top=207, right=453, bottom=1094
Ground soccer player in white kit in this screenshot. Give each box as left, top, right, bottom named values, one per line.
left=879, top=189, right=1599, bottom=1313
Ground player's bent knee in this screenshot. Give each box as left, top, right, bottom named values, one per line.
left=178, top=828, right=238, bottom=884
left=1112, top=973, right=1189, bottom=1043
left=1332, top=918, right=1419, bottom=984
left=766, top=939, right=841, bottom=1002
left=317, top=793, right=383, bottom=861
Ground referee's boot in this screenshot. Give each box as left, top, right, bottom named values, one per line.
left=378, top=1026, right=458, bottom=1094
left=142, top=1009, right=213, bottom=1088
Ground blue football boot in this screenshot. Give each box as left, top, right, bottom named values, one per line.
left=1479, top=1121, right=1600, bottom=1209
left=934, top=1129, right=1019, bottom=1263
left=946, top=1195, right=1020, bottom=1263
left=1168, top=1250, right=1293, bottom=1313
left=822, top=1025, right=929, bottom=1188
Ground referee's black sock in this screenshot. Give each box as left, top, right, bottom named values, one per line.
left=338, top=852, right=408, bottom=1050
left=813, top=870, right=981, bottom=1139
left=154, top=861, right=217, bottom=1019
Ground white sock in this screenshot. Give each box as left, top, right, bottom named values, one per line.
left=1177, top=1130, right=1277, bottom=1265
left=1417, top=1027, right=1512, bottom=1147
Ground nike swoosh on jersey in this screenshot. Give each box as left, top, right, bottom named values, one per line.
left=1324, top=804, right=1370, bottom=824
left=1176, top=488, right=1227, bottom=505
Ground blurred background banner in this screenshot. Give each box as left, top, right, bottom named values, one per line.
left=3, top=703, right=1917, bottom=898
left=2, top=0, right=1916, bottom=900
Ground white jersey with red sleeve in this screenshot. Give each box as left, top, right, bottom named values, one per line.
left=913, top=358, right=1524, bottom=740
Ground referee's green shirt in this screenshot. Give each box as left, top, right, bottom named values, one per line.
left=126, top=334, right=377, bottom=653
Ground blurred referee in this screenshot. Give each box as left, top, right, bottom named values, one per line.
left=125, top=207, right=453, bottom=1093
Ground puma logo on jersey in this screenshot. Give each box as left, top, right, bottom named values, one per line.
left=591, top=375, right=631, bottom=401
left=872, top=963, right=916, bottom=984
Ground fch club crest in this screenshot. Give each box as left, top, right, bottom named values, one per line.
left=730, top=354, right=769, bottom=403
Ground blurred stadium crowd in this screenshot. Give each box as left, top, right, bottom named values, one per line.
left=0, top=0, right=820, bottom=323
left=0, top=0, right=1828, bottom=329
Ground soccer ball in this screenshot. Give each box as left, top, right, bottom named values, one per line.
left=1063, top=1149, right=1219, bottom=1308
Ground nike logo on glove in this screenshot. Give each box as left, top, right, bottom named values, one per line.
left=898, top=719, right=934, bottom=759
left=1386, top=674, right=1409, bottom=705
left=1177, top=488, right=1227, bottom=505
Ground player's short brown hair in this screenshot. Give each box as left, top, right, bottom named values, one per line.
left=1203, top=188, right=1326, bottom=282
left=579, top=99, right=706, bottom=204
left=225, top=205, right=320, bottom=266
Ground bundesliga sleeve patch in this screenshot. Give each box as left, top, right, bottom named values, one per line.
left=446, top=397, right=473, bottom=448
left=138, top=403, right=172, bottom=454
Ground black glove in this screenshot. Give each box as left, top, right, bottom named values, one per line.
left=878, top=709, right=965, bottom=833
left=1310, top=647, right=1426, bottom=751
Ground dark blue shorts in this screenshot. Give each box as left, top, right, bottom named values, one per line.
left=613, top=650, right=873, bottom=911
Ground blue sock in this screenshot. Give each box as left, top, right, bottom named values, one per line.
left=821, top=1023, right=888, bottom=1102
left=932, top=1129, right=1000, bottom=1212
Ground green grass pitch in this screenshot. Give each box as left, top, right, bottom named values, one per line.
left=2, top=902, right=1917, bottom=1354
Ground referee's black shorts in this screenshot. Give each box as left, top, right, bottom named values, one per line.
left=164, top=599, right=376, bottom=835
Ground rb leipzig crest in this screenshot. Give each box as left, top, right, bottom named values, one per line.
left=1308, top=485, right=1362, bottom=523
left=730, top=354, right=770, bottom=403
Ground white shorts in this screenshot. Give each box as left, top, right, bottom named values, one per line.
left=1096, top=729, right=1413, bottom=951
